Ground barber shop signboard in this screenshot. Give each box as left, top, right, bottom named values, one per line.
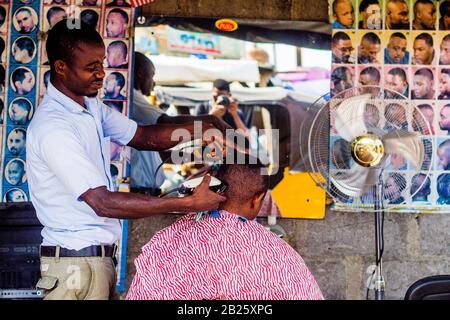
left=0, top=0, right=134, bottom=291
left=0, top=0, right=134, bottom=203
left=329, top=0, right=450, bottom=212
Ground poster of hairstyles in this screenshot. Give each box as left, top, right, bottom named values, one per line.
left=0, top=0, right=135, bottom=292
left=330, top=0, right=450, bottom=213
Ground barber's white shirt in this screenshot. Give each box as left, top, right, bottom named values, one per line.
left=26, top=82, right=137, bottom=250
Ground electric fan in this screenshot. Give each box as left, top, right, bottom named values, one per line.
left=300, top=85, right=433, bottom=299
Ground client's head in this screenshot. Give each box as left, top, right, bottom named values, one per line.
left=215, top=158, right=269, bottom=220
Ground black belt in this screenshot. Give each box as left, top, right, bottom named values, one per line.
left=40, top=245, right=117, bottom=258
left=130, top=187, right=161, bottom=196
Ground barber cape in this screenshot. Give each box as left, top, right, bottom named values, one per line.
left=126, top=210, right=323, bottom=300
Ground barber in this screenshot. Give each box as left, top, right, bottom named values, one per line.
left=26, top=20, right=226, bottom=300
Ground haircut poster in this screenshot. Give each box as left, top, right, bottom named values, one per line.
left=329, top=0, right=450, bottom=213
left=0, top=0, right=134, bottom=291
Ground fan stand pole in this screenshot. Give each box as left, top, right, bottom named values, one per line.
left=374, top=180, right=385, bottom=300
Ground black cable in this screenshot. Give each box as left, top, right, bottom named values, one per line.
left=366, top=209, right=385, bottom=300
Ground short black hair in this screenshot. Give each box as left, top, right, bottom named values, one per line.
left=14, top=37, right=35, bottom=58
left=46, top=19, right=104, bottom=71
left=0, top=36, right=4, bottom=57
left=360, top=66, right=380, bottom=82
left=361, top=32, right=381, bottom=45
left=108, top=40, right=127, bottom=57
left=414, top=0, right=435, bottom=14
left=410, top=173, right=431, bottom=197
left=437, top=173, right=450, bottom=197
left=331, top=66, right=352, bottom=85
left=390, top=32, right=407, bottom=40
left=213, top=79, right=230, bottom=92
left=80, top=9, right=99, bottom=28
left=359, top=0, right=379, bottom=13
left=415, top=32, right=433, bottom=47
left=414, top=67, right=434, bottom=81
left=440, top=0, right=450, bottom=18
left=388, top=67, right=407, bottom=81
left=11, top=68, right=30, bottom=84
left=0, top=6, right=6, bottom=26
left=108, top=8, right=128, bottom=24
left=332, top=31, right=351, bottom=45
left=333, top=0, right=353, bottom=14
left=46, top=6, right=66, bottom=25
left=0, top=65, right=5, bottom=86
left=12, top=98, right=32, bottom=112
left=387, top=172, right=406, bottom=192
left=443, top=34, right=450, bottom=43
left=216, top=157, right=269, bottom=205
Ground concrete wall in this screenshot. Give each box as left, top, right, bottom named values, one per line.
left=122, top=209, right=450, bottom=300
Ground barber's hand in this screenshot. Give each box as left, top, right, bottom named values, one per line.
left=190, top=174, right=226, bottom=211
left=209, top=104, right=226, bottom=118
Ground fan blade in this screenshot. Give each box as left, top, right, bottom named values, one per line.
left=330, top=165, right=381, bottom=197
left=334, top=94, right=371, bottom=141
left=382, top=130, right=424, bottom=170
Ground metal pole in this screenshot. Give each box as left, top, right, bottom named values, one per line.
left=374, top=176, right=385, bottom=300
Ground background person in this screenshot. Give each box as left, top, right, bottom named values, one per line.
left=386, top=0, right=409, bottom=29
left=437, top=139, right=450, bottom=169
left=413, top=0, right=436, bottom=30
left=358, top=32, right=381, bottom=64
left=14, top=7, right=36, bottom=33
left=439, top=0, right=450, bottom=30
left=80, top=9, right=99, bottom=29
left=106, top=8, right=128, bottom=38
left=9, top=98, right=32, bottom=125
left=12, top=37, right=35, bottom=64
left=437, top=173, right=450, bottom=204
left=127, top=160, right=324, bottom=300
left=384, top=172, right=406, bottom=205
left=11, top=67, right=35, bottom=95
left=412, top=33, right=435, bottom=65
left=439, top=104, right=450, bottom=135
left=438, top=69, right=450, bottom=99
left=6, top=159, right=26, bottom=185
left=413, top=103, right=435, bottom=135
left=332, top=31, right=355, bottom=63
left=384, top=102, right=408, bottom=131
left=332, top=0, right=355, bottom=29
left=130, top=52, right=230, bottom=196
left=412, top=68, right=435, bottom=99
left=410, top=173, right=431, bottom=204
left=384, top=32, right=409, bottom=64
left=359, top=66, right=380, bottom=86
left=385, top=67, right=409, bottom=97
left=107, top=40, right=128, bottom=68
left=331, top=66, right=353, bottom=97
left=359, top=0, right=381, bottom=29
left=440, top=34, right=450, bottom=65
left=46, top=7, right=67, bottom=29
left=103, top=71, right=126, bottom=100
left=7, top=128, right=26, bottom=156
left=194, top=79, right=248, bottom=133
left=5, top=188, right=27, bottom=203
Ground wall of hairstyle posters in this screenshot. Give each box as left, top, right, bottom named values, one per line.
left=0, top=0, right=134, bottom=291
left=329, top=0, right=450, bottom=213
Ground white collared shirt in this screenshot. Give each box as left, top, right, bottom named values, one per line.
left=26, top=82, right=137, bottom=250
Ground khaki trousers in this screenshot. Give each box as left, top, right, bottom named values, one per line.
left=37, top=255, right=117, bottom=300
